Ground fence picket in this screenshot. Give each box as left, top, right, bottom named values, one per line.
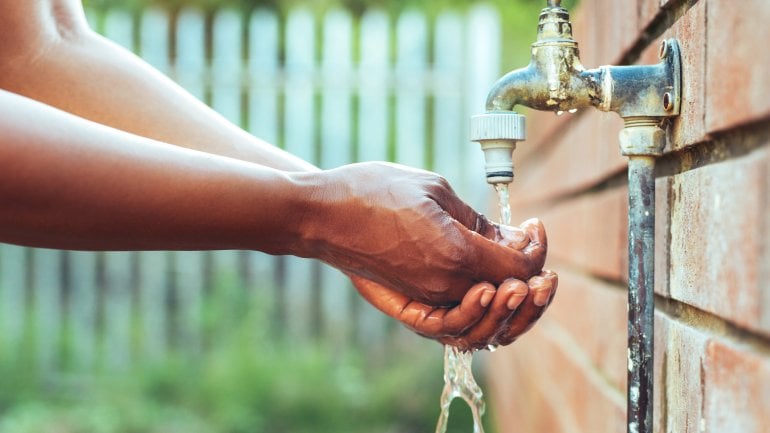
left=464, top=5, right=501, bottom=208
left=0, top=245, right=26, bottom=348
left=319, top=9, right=354, bottom=342
left=246, top=10, right=280, bottom=320
left=353, top=11, right=392, bottom=345
left=102, top=252, right=134, bottom=370
left=175, top=10, right=207, bottom=101
left=138, top=251, right=168, bottom=361
left=174, top=252, right=203, bottom=356
left=433, top=12, right=465, bottom=190
left=395, top=11, right=428, bottom=169
left=104, top=9, right=135, bottom=51
left=68, top=252, right=98, bottom=370
left=140, top=8, right=171, bottom=74
left=283, top=8, right=317, bottom=340
left=357, top=10, right=390, bottom=163
left=33, top=249, right=61, bottom=372
left=248, top=9, right=280, bottom=144
left=212, top=10, right=244, bottom=125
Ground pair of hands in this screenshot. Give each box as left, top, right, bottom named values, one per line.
left=351, top=222, right=557, bottom=351
left=299, top=162, right=557, bottom=351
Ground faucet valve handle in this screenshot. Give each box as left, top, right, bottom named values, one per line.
left=470, top=111, right=526, bottom=185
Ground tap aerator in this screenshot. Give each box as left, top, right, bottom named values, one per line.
left=470, top=111, right=526, bottom=185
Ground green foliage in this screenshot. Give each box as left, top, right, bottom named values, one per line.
left=0, top=279, right=495, bottom=433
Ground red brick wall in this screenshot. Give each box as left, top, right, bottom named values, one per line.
left=486, top=1, right=770, bottom=432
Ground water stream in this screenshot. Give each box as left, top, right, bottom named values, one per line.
left=435, top=183, right=511, bottom=433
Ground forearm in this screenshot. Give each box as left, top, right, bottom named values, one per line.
left=0, top=90, right=315, bottom=252
left=0, top=19, right=316, bottom=172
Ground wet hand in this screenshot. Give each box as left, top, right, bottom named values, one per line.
left=438, top=270, right=558, bottom=351
left=298, top=162, right=547, bottom=305
left=351, top=270, right=558, bottom=351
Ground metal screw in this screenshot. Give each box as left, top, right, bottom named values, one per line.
left=663, top=92, right=673, bottom=111
left=659, top=40, right=668, bottom=60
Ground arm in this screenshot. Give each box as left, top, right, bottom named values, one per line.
left=0, top=90, right=310, bottom=252
left=0, top=0, right=313, bottom=172
left=1, top=90, right=545, bottom=306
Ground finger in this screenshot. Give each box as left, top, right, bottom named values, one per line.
left=351, top=274, right=492, bottom=339
left=540, top=269, right=558, bottom=306
left=350, top=274, right=407, bottom=317
left=495, top=271, right=555, bottom=346
left=440, top=279, right=529, bottom=351
left=456, top=222, right=544, bottom=284
left=433, top=282, right=496, bottom=336
left=427, top=179, right=498, bottom=240
left=520, top=218, right=548, bottom=272
left=499, top=225, right=530, bottom=250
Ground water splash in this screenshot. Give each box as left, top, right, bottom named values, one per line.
left=434, top=183, right=511, bottom=432
left=435, top=346, right=486, bottom=433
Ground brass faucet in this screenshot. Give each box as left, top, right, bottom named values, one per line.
left=471, top=0, right=681, bottom=185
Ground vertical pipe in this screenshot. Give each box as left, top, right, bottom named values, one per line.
left=626, top=156, right=656, bottom=433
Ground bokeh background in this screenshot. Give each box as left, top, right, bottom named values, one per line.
left=0, top=1, right=579, bottom=432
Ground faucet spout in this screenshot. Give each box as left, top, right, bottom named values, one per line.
left=484, top=1, right=604, bottom=113
left=483, top=2, right=680, bottom=118
left=484, top=58, right=604, bottom=113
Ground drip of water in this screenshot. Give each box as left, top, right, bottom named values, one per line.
left=435, top=346, right=486, bottom=433
left=434, top=183, right=511, bottom=433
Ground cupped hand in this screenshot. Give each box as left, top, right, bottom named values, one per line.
left=299, top=162, right=547, bottom=306
left=351, top=270, right=558, bottom=351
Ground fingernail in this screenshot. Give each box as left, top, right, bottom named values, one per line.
left=480, top=290, right=495, bottom=307
left=533, top=289, right=551, bottom=306
left=500, top=225, right=529, bottom=249
left=507, top=293, right=526, bottom=310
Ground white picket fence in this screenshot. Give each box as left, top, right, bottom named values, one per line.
left=0, top=5, right=501, bottom=372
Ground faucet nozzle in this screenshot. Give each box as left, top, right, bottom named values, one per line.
left=470, top=112, right=526, bottom=185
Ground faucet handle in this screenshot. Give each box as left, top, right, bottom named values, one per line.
left=470, top=111, right=526, bottom=185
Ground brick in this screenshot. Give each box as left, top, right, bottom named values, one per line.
left=527, top=186, right=628, bottom=282
left=516, top=109, right=573, bottom=163
left=510, top=112, right=626, bottom=207
left=706, top=0, right=770, bottom=133
left=670, top=0, right=707, bottom=148
left=544, top=266, right=628, bottom=390
left=575, top=0, right=639, bottom=66
left=655, top=176, right=671, bottom=296
left=663, top=316, right=710, bottom=433
left=639, top=0, right=663, bottom=34
left=669, top=147, right=768, bottom=334
left=488, top=322, right=625, bottom=433
left=634, top=1, right=707, bottom=150
left=703, top=339, right=770, bottom=433
left=653, top=311, right=670, bottom=433
left=763, top=152, right=770, bottom=332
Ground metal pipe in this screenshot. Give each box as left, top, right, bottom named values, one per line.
left=626, top=156, right=656, bottom=433
left=471, top=5, right=681, bottom=431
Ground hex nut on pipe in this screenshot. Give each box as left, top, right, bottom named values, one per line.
left=619, top=120, right=666, bottom=157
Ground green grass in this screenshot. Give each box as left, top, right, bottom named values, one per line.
left=0, top=279, right=496, bottom=433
